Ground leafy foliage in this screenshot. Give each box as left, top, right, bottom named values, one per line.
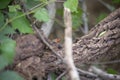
left=9, top=12, right=33, bottom=33
left=1, top=39, right=16, bottom=62
left=112, top=0, right=120, bottom=3
left=0, top=0, right=51, bottom=79
left=64, top=0, right=78, bottom=12
left=0, top=0, right=12, bottom=9
left=0, top=71, right=24, bottom=80
left=107, top=68, right=118, bottom=74
left=8, top=5, right=21, bottom=12
left=34, top=8, right=50, bottom=22
left=57, top=0, right=82, bottom=30
left=0, top=3, right=16, bottom=71
left=0, top=26, right=15, bottom=35
left=72, top=8, right=83, bottom=30
left=0, top=39, right=16, bottom=69
left=0, top=39, right=19, bottom=80
left=0, top=56, right=9, bottom=70
left=0, top=11, right=4, bottom=27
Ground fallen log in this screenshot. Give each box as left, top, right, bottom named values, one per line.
left=11, top=8, right=120, bottom=80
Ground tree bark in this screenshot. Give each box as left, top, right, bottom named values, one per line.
left=11, top=8, right=120, bottom=80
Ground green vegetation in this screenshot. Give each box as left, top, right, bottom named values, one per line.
left=0, top=0, right=50, bottom=80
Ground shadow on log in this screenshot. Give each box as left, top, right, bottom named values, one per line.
left=9, top=8, right=120, bottom=80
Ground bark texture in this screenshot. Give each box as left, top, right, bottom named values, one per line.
left=10, top=8, right=120, bottom=80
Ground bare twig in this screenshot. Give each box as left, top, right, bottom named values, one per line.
left=29, top=0, right=55, bottom=11
left=64, top=7, right=80, bottom=80
left=80, top=0, right=89, bottom=34
left=94, top=59, right=120, bottom=64
left=77, top=68, right=97, bottom=79
left=83, top=59, right=120, bottom=65
left=34, top=24, right=64, bottom=61
left=90, top=66, right=120, bottom=80
left=56, top=70, right=67, bottom=80
left=97, top=0, right=115, bottom=12
left=79, top=26, right=85, bottom=34
left=29, top=2, right=45, bottom=11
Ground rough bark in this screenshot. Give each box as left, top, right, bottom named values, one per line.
left=10, top=8, right=120, bottom=80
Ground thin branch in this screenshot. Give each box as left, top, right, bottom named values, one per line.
left=29, top=2, right=45, bottom=11
left=90, top=66, right=120, bottom=80
left=98, top=59, right=120, bottom=64
left=79, top=0, right=89, bottom=34
left=64, top=7, right=80, bottom=80
left=77, top=68, right=97, bottom=79
left=79, top=26, right=85, bottom=34
left=34, top=23, right=64, bottom=62
left=97, top=0, right=115, bottom=12
left=86, top=59, right=120, bottom=65
left=56, top=70, right=67, bottom=80
left=29, top=0, right=55, bottom=11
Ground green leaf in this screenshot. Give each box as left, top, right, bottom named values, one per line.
left=0, top=11, right=5, bottom=27
left=0, top=26, right=15, bottom=41
left=0, top=55, right=9, bottom=70
left=8, top=5, right=21, bottom=12
left=9, top=12, right=33, bottom=33
left=64, top=0, right=78, bottom=12
left=107, top=68, right=118, bottom=74
left=0, top=39, right=16, bottom=63
left=33, top=8, right=50, bottom=22
left=0, top=26, right=15, bottom=35
left=0, top=35, right=10, bottom=41
left=72, top=8, right=83, bottom=30
left=0, top=0, right=12, bottom=9
left=0, top=71, right=24, bottom=80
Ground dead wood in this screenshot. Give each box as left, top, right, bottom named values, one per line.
left=10, top=8, right=120, bottom=80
